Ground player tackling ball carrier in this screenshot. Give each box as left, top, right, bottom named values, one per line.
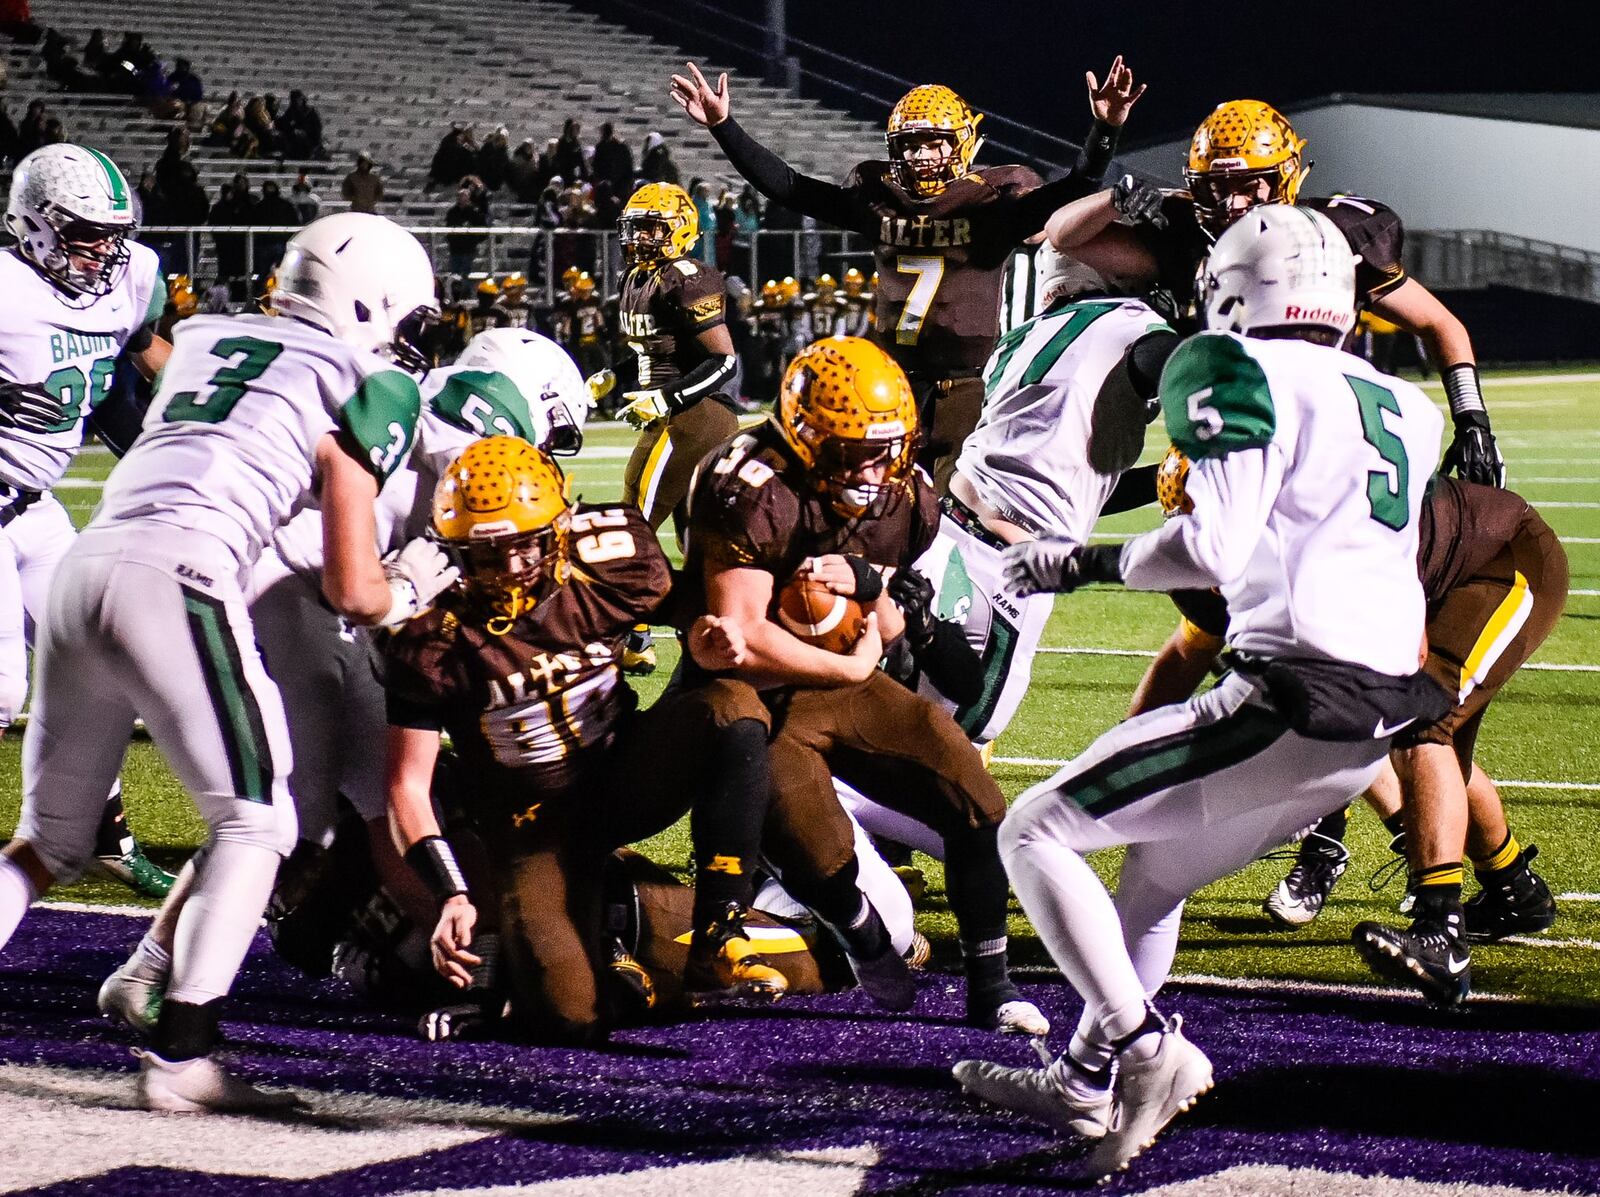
left=955, top=206, right=1448, bottom=1178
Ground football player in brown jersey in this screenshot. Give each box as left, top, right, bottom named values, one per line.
left=1134, top=456, right=1565, bottom=1004
left=1047, top=99, right=1506, bottom=489
left=670, top=58, right=1145, bottom=492
left=681, top=336, right=1047, bottom=1035
left=614, top=182, right=743, bottom=674
left=384, top=438, right=787, bottom=1044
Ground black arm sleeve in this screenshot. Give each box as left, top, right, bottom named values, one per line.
left=709, top=116, right=872, bottom=234
left=1003, top=119, right=1121, bottom=240
left=662, top=352, right=738, bottom=412
left=85, top=356, right=155, bottom=458
left=1102, top=464, right=1159, bottom=516
left=912, top=620, right=985, bottom=707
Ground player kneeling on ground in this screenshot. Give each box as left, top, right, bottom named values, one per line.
left=957, top=207, right=1448, bottom=1178
left=384, top=438, right=784, bottom=1045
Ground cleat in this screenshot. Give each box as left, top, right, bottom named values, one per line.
left=95, top=847, right=176, bottom=900
left=846, top=940, right=917, bottom=1012
left=1464, top=848, right=1557, bottom=943
left=953, top=1057, right=1112, bottom=1139
left=1264, top=831, right=1348, bottom=927
left=606, top=937, right=658, bottom=1012
left=1352, top=916, right=1471, bottom=1006
left=684, top=906, right=787, bottom=1006
left=134, top=1050, right=305, bottom=1114
left=98, top=964, right=165, bottom=1035
left=903, top=930, right=932, bottom=970
left=982, top=998, right=1051, bottom=1038
left=1085, top=1015, right=1213, bottom=1180
left=621, top=626, right=656, bottom=676
left=418, top=996, right=506, bottom=1042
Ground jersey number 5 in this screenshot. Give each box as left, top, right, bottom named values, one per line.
left=165, top=337, right=285, bottom=424
left=893, top=255, right=945, bottom=346
left=1347, top=376, right=1409, bottom=530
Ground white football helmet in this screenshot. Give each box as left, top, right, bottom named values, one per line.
left=454, top=327, right=592, bottom=455
left=272, top=212, right=439, bottom=370
left=1035, top=243, right=1109, bottom=306
left=5, top=143, right=137, bottom=297
left=1199, top=204, right=1356, bottom=339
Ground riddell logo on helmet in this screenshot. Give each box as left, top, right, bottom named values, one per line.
left=1284, top=305, right=1343, bottom=324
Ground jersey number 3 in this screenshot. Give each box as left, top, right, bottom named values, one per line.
left=1348, top=376, right=1409, bottom=531
left=165, top=337, right=285, bottom=424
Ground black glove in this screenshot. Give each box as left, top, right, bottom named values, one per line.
left=1442, top=411, right=1506, bottom=489
left=0, top=380, right=70, bottom=435
left=888, top=566, right=936, bottom=650
left=1110, top=174, right=1168, bottom=229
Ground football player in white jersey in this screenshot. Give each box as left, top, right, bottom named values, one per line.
left=96, top=327, right=591, bottom=1042
left=0, top=144, right=175, bottom=897
left=0, top=212, right=453, bottom=1113
left=954, top=207, right=1446, bottom=1178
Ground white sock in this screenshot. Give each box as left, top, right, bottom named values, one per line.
left=0, top=856, right=37, bottom=951
left=127, top=934, right=172, bottom=983
left=166, top=840, right=281, bottom=1006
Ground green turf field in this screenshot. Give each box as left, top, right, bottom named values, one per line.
left=3, top=368, right=1597, bottom=1003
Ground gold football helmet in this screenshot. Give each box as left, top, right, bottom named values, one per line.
left=1156, top=445, right=1194, bottom=517
left=1184, top=100, right=1308, bottom=236
left=500, top=271, right=527, bottom=296
left=572, top=270, right=595, bottom=300
left=814, top=273, right=837, bottom=298
left=433, top=437, right=571, bottom=631
left=476, top=277, right=500, bottom=300
left=779, top=276, right=801, bottom=304
left=560, top=265, right=582, bottom=294
left=842, top=267, right=864, bottom=298
left=169, top=274, right=198, bottom=319
left=620, top=182, right=699, bottom=264
left=777, top=336, right=919, bottom=518
left=886, top=84, right=984, bottom=198
left=760, top=278, right=781, bottom=306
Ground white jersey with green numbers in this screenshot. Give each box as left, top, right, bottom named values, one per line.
left=94, top=313, right=421, bottom=574
left=268, top=361, right=551, bottom=580
left=1120, top=331, right=1444, bottom=676
left=958, top=297, right=1173, bottom=543
left=0, top=242, right=165, bottom=491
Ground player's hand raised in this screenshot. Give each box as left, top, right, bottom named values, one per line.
left=669, top=62, right=731, bottom=128
left=1087, top=56, right=1146, bottom=128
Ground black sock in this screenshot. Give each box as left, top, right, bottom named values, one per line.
left=784, top=857, right=890, bottom=959
left=1412, top=863, right=1465, bottom=929
left=153, top=997, right=222, bottom=1061
left=92, top=790, right=132, bottom=858
left=690, top=718, right=769, bottom=934
left=1316, top=806, right=1350, bottom=842
left=944, top=824, right=1016, bottom=1008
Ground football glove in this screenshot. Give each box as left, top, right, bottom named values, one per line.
left=1442, top=412, right=1506, bottom=489
left=381, top=538, right=461, bottom=627
left=888, top=565, right=937, bottom=650
left=0, top=379, right=70, bottom=435
left=1110, top=173, right=1168, bottom=229
left=619, top=388, right=670, bottom=429
left=1001, top=540, right=1122, bottom=597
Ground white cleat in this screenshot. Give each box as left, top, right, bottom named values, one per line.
left=987, top=999, right=1051, bottom=1038
left=97, top=966, right=165, bottom=1035
left=134, top=1050, right=306, bottom=1114
left=953, top=1057, right=1112, bottom=1139
left=1085, top=1015, right=1213, bottom=1180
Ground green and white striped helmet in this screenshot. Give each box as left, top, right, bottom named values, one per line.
left=5, top=143, right=136, bottom=297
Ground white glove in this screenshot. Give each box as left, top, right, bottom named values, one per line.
left=381, top=538, right=460, bottom=627
left=1001, top=538, right=1080, bottom=598
left=619, top=388, right=670, bottom=429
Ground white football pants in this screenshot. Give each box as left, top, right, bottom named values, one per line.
left=999, top=671, right=1388, bottom=1052
left=0, top=494, right=75, bottom=724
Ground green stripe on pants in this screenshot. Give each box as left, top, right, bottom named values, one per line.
left=183, top=589, right=274, bottom=802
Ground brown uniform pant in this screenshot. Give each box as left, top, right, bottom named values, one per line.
left=494, top=679, right=768, bottom=1043
left=1408, top=507, right=1568, bottom=770
left=912, top=375, right=986, bottom=497
left=623, top=398, right=740, bottom=536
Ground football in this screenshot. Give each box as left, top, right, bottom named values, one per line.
left=775, top=577, right=864, bottom=654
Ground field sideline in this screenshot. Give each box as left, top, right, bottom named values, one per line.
left=0, top=367, right=1597, bottom=1195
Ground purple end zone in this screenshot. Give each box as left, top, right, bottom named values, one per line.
left=2, top=909, right=1599, bottom=1195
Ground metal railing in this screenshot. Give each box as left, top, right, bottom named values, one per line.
left=1407, top=230, right=1600, bottom=306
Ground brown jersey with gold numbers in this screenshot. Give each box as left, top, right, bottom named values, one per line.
left=617, top=257, right=728, bottom=392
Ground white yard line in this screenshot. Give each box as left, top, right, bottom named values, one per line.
left=1035, top=646, right=1600, bottom=673
left=1556, top=893, right=1600, bottom=902
left=1419, top=372, right=1600, bottom=386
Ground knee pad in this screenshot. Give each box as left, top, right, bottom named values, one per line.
left=0, top=675, right=27, bottom=728
left=211, top=791, right=298, bottom=857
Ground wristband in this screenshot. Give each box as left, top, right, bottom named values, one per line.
left=1443, top=363, right=1486, bottom=421
left=845, top=555, right=884, bottom=603
left=405, top=835, right=469, bottom=903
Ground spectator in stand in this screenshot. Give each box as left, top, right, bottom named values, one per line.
left=170, top=57, right=205, bottom=127
left=81, top=28, right=109, bottom=73
left=592, top=179, right=623, bottom=230
left=137, top=57, right=182, bottom=119
left=0, top=0, right=41, bottom=43
left=42, top=28, right=97, bottom=91
left=40, top=117, right=67, bottom=147
left=477, top=125, right=511, bottom=192
left=591, top=122, right=633, bottom=195
left=687, top=178, right=716, bottom=267
left=445, top=182, right=489, bottom=296
left=640, top=131, right=679, bottom=185
left=506, top=139, right=542, bottom=202
left=281, top=90, right=324, bottom=160
left=154, top=126, right=192, bottom=197
left=245, top=94, right=281, bottom=157
left=208, top=181, right=252, bottom=294
left=536, top=138, right=560, bottom=189
left=208, top=91, right=245, bottom=148
left=429, top=124, right=475, bottom=191
left=0, top=103, right=18, bottom=169
left=134, top=169, right=160, bottom=224
left=252, top=179, right=300, bottom=285
left=730, top=184, right=760, bottom=283
left=161, top=159, right=211, bottom=275
left=553, top=117, right=587, bottom=182
left=714, top=187, right=736, bottom=272
left=16, top=100, right=47, bottom=158
left=290, top=173, right=321, bottom=223
left=341, top=152, right=384, bottom=213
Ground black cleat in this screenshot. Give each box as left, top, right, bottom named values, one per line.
left=1353, top=913, right=1471, bottom=1006
left=1464, top=847, right=1557, bottom=943
left=1264, top=832, right=1348, bottom=927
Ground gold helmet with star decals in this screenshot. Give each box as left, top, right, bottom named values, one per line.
left=432, top=437, right=571, bottom=631
left=842, top=267, right=865, bottom=298
left=1184, top=100, right=1308, bottom=237
left=886, top=84, right=984, bottom=198
left=1156, top=446, right=1193, bottom=517
left=620, top=182, right=699, bottom=265
left=776, top=336, right=919, bottom=519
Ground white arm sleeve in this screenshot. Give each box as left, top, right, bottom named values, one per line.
left=1119, top=445, right=1285, bottom=592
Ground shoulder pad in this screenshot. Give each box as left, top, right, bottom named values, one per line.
left=673, top=259, right=698, bottom=276
left=1158, top=333, right=1275, bottom=460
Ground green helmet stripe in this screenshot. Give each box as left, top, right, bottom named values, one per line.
left=82, top=147, right=131, bottom=214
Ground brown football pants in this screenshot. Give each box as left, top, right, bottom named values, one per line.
left=912, top=375, right=985, bottom=497
left=622, top=398, right=740, bottom=537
